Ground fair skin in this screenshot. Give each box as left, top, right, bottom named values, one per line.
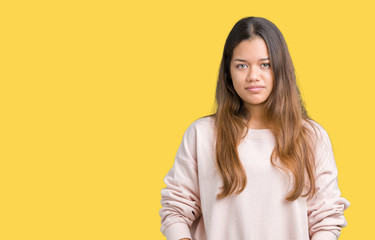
left=230, top=36, right=274, bottom=129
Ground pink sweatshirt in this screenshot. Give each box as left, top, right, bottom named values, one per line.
left=160, top=116, right=349, bottom=240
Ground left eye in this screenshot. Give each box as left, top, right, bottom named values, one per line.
left=261, top=63, right=270, bottom=68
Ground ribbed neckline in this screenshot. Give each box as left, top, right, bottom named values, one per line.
left=246, top=128, right=274, bottom=139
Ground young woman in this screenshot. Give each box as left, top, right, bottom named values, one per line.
left=159, top=17, right=349, bottom=240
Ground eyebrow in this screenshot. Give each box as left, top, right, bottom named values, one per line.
left=233, top=58, right=270, bottom=62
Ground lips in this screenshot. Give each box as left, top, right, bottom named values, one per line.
left=246, top=85, right=264, bottom=89
left=245, top=85, right=264, bottom=90
left=245, top=85, right=265, bottom=93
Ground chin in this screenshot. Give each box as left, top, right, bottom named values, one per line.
left=244, top=100, right=268, bottom=107
left=246, top=100, right=267, bottom=105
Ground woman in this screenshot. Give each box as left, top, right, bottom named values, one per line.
left=159, top=16, right=349, bottom=240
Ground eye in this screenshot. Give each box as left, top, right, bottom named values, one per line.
left=260, top=63, right=271, bottom=68
left=236, top=64, right=248, bottom=69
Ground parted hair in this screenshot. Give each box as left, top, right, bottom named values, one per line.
left=209, top=16, right=319, bottom=201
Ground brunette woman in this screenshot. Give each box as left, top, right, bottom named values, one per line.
left=159, top=16, right=349, bottom=240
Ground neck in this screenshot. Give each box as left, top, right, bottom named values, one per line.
left=246, top=104, right=268, bottom=129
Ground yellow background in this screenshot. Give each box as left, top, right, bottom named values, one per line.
left=1, top=0, right=373, bottom=239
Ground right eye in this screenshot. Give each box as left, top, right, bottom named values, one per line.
left=236, top=64, right=248, bottom=69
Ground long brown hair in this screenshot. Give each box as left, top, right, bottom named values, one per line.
left=210, top=17, right=319, bottom=201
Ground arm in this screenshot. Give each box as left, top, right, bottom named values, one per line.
left=307, top=125, right=350, bottom=240
left=159, top=123, right=201, bottom=240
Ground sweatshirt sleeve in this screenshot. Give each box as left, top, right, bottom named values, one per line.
left=159, top=122, right=201, bottom=240
left=307, top=123, right=350, bottom=240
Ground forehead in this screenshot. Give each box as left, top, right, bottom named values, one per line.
left=232, top=37, right=270, bottom=60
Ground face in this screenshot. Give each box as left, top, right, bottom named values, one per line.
left=230, top=37, right=274, bottom=110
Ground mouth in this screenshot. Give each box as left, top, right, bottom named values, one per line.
left=245, top=86, right=265, bottom=93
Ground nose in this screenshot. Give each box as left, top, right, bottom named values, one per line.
left=246, top=66, right=260, bottom=82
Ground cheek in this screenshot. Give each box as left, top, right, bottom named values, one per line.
left=230, top=70, right=244, bottom=84
left=231, top=77, right=242, bottom=91
left=264, top=73, right=274, bottom=87
left=230, top=79, right=242, bottom=96
left=230, top=70, right=240, bottom=86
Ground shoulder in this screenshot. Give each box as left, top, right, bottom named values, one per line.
left=303, top=118, right=325, bottom=132
left=176, top=115, right=215, bottom=162
left=183, top=115, right=215, bottom=138
left=191, top=115, right=215, bottom=130
left=302, top=119, right=334, bottom=160
left=303, top=119, right=331, bottom=144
